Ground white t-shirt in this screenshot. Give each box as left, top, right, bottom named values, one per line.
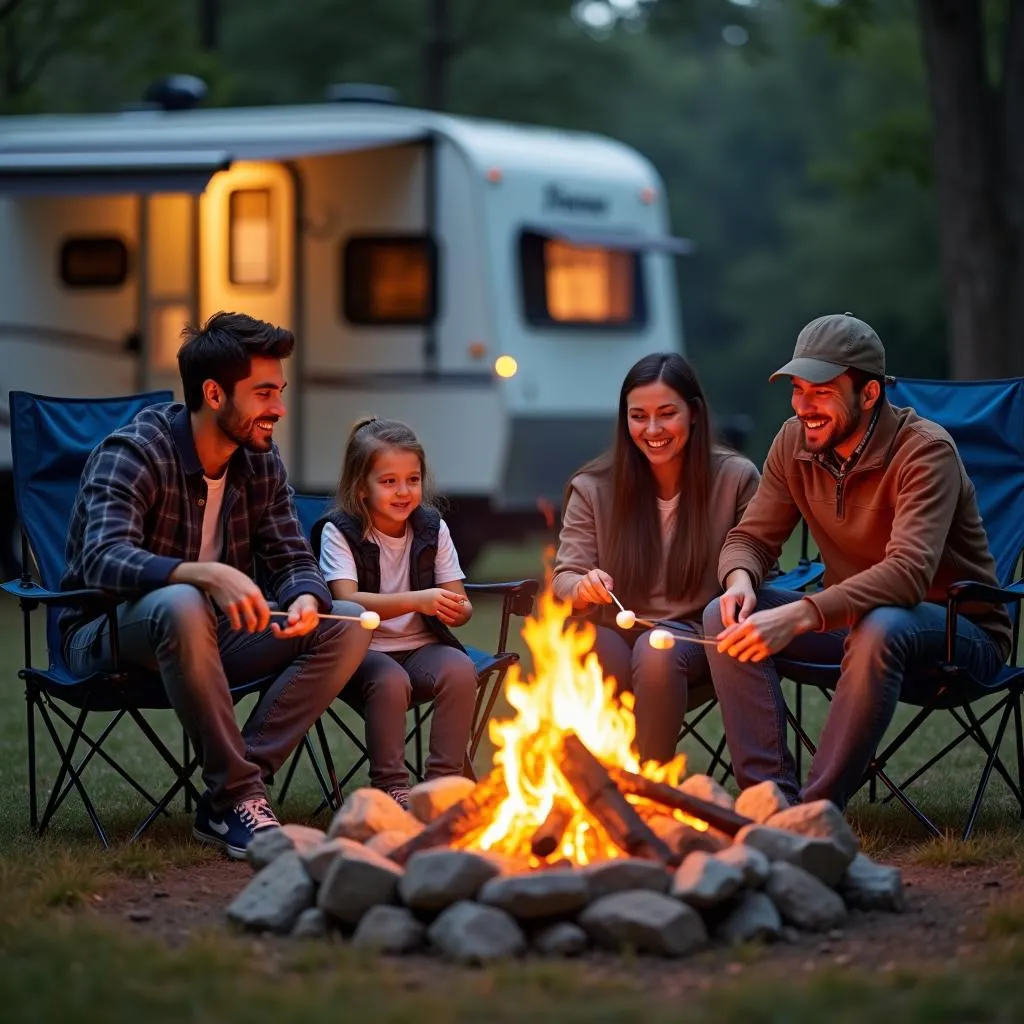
left=198, top=474, right=227, bottom=562
left=319, top=518, right=465, bottom=652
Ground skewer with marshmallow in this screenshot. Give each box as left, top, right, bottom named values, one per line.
left=270, top=609, right=381, bottom=630
left=603, top=585, right=715, bottom=648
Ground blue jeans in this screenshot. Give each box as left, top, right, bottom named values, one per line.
left=65, top=585, right=372, bottom=811
left=702, top=588, right=1005, bottom=809
left=590, top=623, right=710, bottom=764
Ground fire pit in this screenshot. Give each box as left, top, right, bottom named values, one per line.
left=228, top=593, right=906, bottom=962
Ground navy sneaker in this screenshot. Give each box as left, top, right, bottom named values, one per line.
left=192, top=794, right=280, bottom=859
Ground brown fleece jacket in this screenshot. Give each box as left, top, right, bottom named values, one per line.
left=718, top=402, right=1012, bottom=661
left=553, top=451, right=761, bottom=624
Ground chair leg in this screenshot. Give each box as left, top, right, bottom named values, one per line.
left=129, top=753, right=201, bottom=843
left=794, top=682, right=803, bottom=781
left=315, top=718, right=343, bottom=811
left=183, top=731, right=192, bottom=813
left=413, top=706, right=424, bottom=780
left=26, top=683, right=38, bottom=830
left=958, top=702, right=1024, bottom=806
left=277, top=738, right=307, bottom=806
left=962, top=699, right=1014, bottom=840
left=1014, top=693, right=1024, bottom=817
left=470, top=669, right=508, bottom=761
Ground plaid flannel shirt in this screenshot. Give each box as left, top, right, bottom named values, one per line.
left=59, top=402, right=332, bottom=642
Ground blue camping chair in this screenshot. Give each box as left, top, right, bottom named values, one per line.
left=1, top=391, right=273, bottom=845
left=278, top=494, right=539, bottom=810
left=775, top=377, right=1024, bottom=839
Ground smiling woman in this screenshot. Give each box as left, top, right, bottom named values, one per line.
left=551, top=352, right=761, bottom=765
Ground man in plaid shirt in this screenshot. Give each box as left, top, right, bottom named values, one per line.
left=61, top=312, right=371, bottom=858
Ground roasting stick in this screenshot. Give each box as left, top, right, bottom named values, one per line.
left=269, top=609, right=381, bottom=630
left=597, top=580, right=718, bottom=649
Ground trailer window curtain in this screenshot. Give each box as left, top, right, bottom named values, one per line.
left=519, top=231, right=646, bottom=329
left=341, top=235, right=437, bottom=325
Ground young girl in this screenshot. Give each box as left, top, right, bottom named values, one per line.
left=552, top=353, right=760, bottom=765
left=314, top=417, right=477, bottom=809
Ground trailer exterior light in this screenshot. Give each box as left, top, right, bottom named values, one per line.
left=485, top=167, right=503, bottom=184
left=640, top=186, right=657, bottom=205
left=494, top=355, right=518, bottom=378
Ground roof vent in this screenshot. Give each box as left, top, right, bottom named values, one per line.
left=143, top=74, right=208, bottom=112
left=324, top=83, right=400, bottom=106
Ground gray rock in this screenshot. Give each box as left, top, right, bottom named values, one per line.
left=300, top=836, right=370, bottom=885
left=407, top=776, right=477, bottom=824
left=714, top=843, right=770, bottom=887
left=581, top=858, right=671, bottom=899
left=245, top=824, right=327, bottom=871
left=477, top=868, right=591, bottom=920
left=670, top=850, right=745, bottom=909
left=398, top=849, right=500, bottom=911
left=713, top=890, right=782, bottom=945
left=316, top=845, right=405, bottom=926
left=533, top=922, right=588, bottom=957
left=679, top=774, right=735, bottom=810
left=427, top=900, right=527, bottom=964
left=226, top=851, right=315, bottom=934
left=735, top=781, right=790, bottom=824
left=764, top=862, right=847, bottom=932
left=766, top=800, right=860, bottom=861
left=838, top=853, right=906, bottom=912
left=737, top=824, right=855, bottom=887
left=327, top=788, right=424, bottom=842
left=579, top=889, right=708, bottom=957
left=291, top=907, right=329, bottom=939
left=352, top=905, right=425, bottom=954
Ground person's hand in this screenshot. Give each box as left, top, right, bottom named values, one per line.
left=574, top=568, right=615, bottom=607
left=202, top=563, right=271, bottom=632
left=719, top=570, right=757, bottom=627
left=715, top=600, right=819, bottom=663
left=417, top=588, right=468, bottom=623
left=272, top=593, right=320, bottom=639
left=437, top=595, right=472, bottom=627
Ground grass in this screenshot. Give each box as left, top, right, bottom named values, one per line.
left=1, top=533, right=1023, bottom=1021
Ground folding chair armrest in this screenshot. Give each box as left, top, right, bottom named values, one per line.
left=765, top=560, right=825, bottom=592
left=947, top=579, right=1024, bottom=605
left=464, top=579, right=540, bottom=617
left=943, top=578, right=1023, bottom=663
left=0, top=578, right=117, bottom=612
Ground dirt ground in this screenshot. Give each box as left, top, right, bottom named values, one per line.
left=85, top=851, right=1024, bottom=988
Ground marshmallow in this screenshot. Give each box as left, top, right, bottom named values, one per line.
left=615, top=609, right=636, bottom=630
left=359, top=611, right=381, bottom=630
left=648, top=628, right=675, bottom=651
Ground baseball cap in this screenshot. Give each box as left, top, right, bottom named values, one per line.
left=769, top=313, right=886, bottom=384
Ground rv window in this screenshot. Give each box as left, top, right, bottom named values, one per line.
left=342, top=236, right=437, bottom=325
left=59, top=237, right=129, bottom=289
left=519, top=232, right=645, bottom=328
left=229, top=189, right=275, bottom=287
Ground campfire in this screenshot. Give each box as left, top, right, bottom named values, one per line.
left=228, top=588, right=907, bottom=962
left=390, top=590, right=746, bottom=870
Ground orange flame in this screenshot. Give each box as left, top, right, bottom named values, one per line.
left=457, top=590, right=705, bottom=865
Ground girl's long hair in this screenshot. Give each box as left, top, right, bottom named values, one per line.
left=571, top=353, right=715, bottom=608
left=334, top=417, right=440, bottom=535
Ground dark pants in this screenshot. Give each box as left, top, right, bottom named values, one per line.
left=590, top=622, right=710, bottom=764
left=702, top=587, right=1005, bottom=809
left=65, top=585, right=372, bottom=812
left=341, top=644, right=478, bottom=790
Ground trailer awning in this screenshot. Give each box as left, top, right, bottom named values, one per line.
left=524, top=223, right=695, bottom=255
left=0, top=122, right=429, bottom=197
left=0, top=150, right=233, bottom=196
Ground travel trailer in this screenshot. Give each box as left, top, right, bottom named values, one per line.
left=0, top=85, right=688, bottom=561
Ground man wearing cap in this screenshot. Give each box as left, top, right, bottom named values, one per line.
left=702, top=313, right=1011, bottom=811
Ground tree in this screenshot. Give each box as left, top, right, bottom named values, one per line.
left=808, top=0, right=1024, bottom=378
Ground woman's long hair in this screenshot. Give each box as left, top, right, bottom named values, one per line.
left=333, top=417, right=440, bottom=536
left=572, top=353, right=715, bottom=608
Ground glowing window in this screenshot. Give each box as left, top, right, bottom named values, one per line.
left=342, top=236, right=437, bottom=325
left=228, top=188, right=274, bottom=287
left=519, top=231, right=645, bottom=328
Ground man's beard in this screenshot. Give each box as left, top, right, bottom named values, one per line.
left=216, top=401, right=275, bottom=453
left=801, top=402, right=862, bottom=454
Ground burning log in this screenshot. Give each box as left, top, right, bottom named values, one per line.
left=530, top=797, right=574, bottom=859
left=606, top=767, right=752, bottom=838
left=386, top=773, right=508, bottom=867
left=556, top=732, right=674, bottom=864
